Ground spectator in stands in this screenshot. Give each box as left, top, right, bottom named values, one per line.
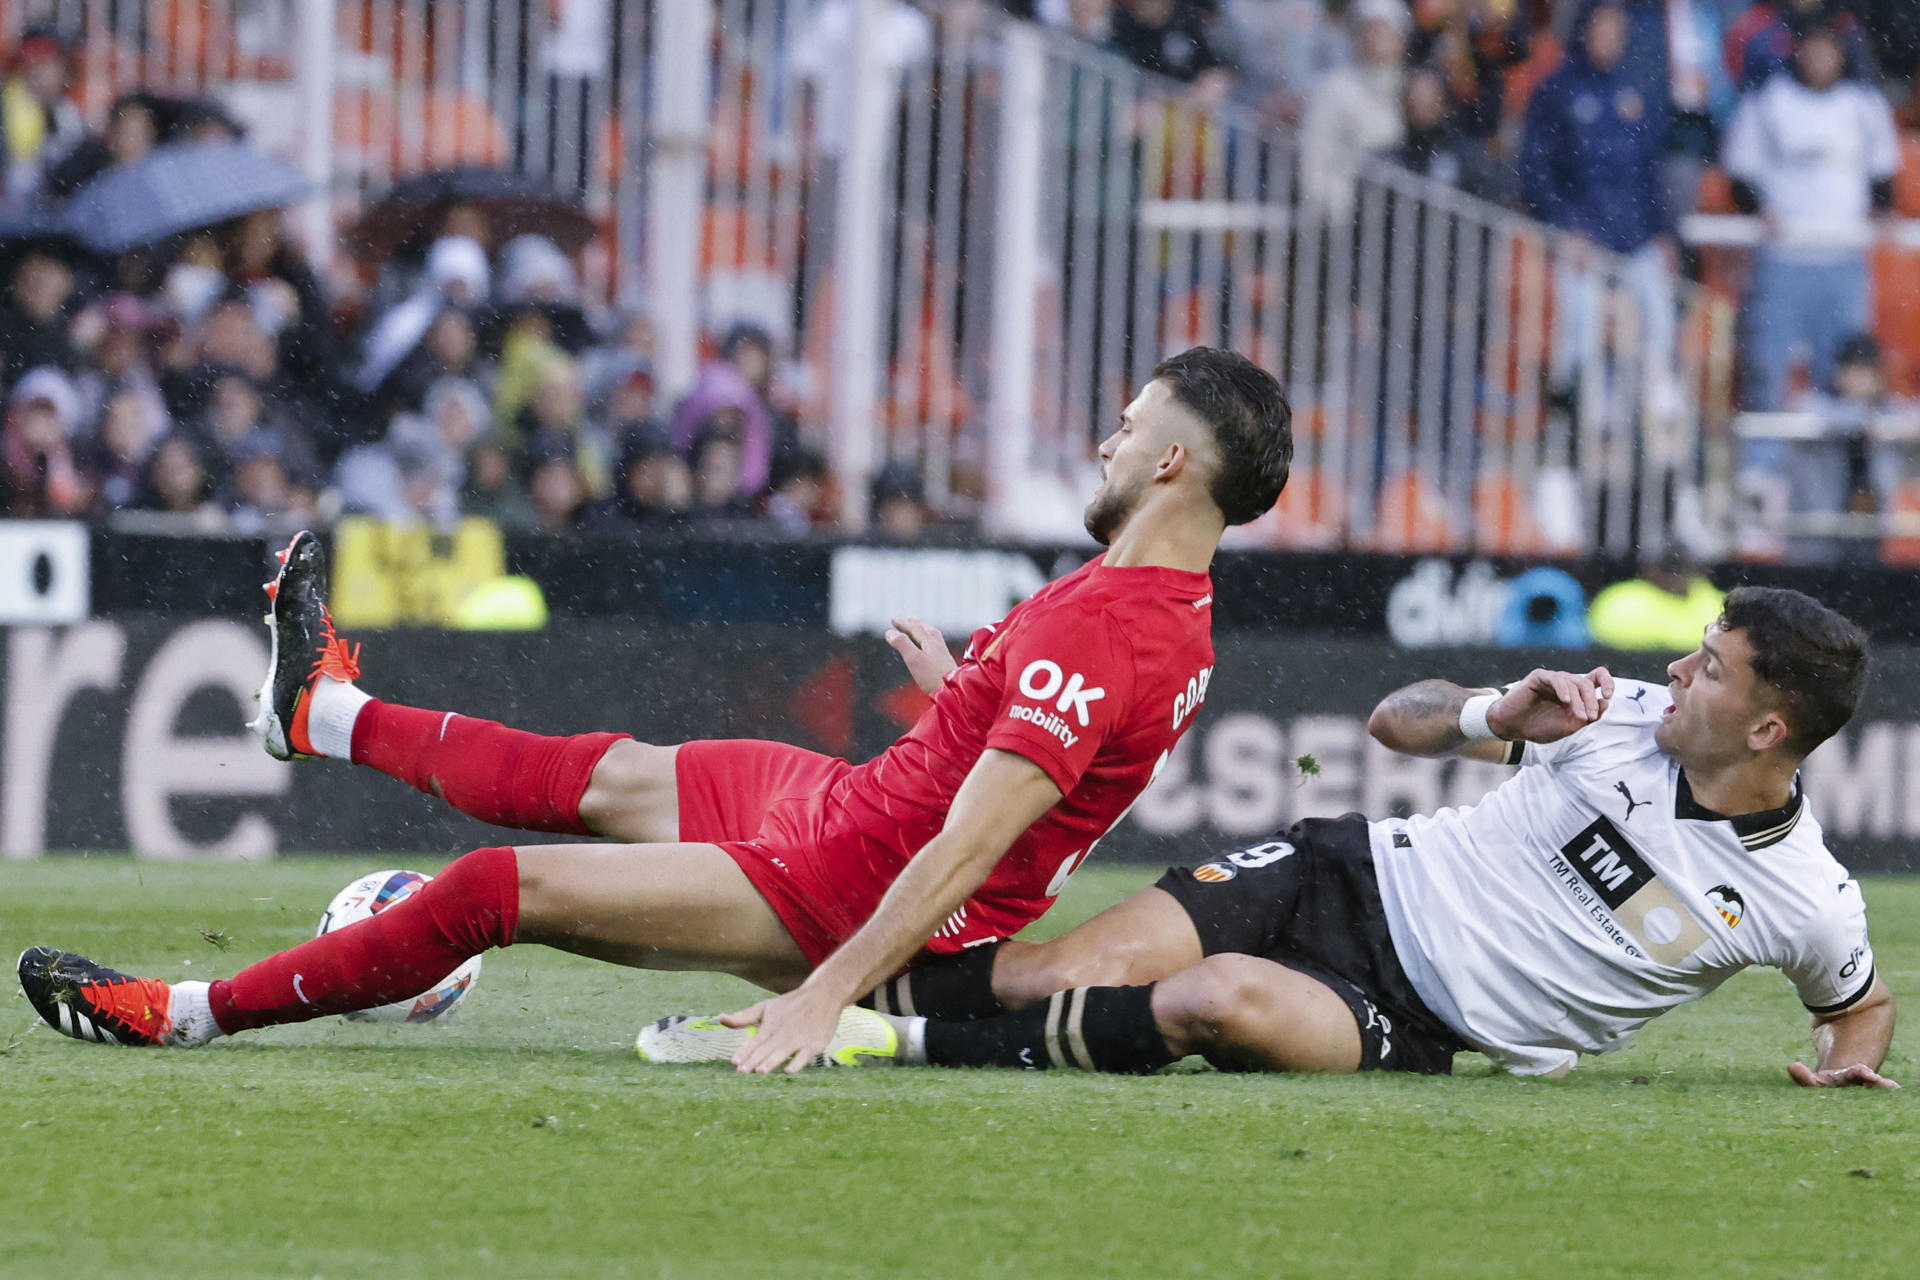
left=1299, top=0, right=1408, bottom=216
left=1587, top=545, right=1726, bottom=649
left=1408, top=0, right=1532, bottom=143
left=136, top=432, right=219, bottom=525
left=43, top=91, right=160, bottom=199
left=1729, top=0, right=1878, bottom=91
left=222, top=429, right=317, bottom=535
left=379, top=307, right=486, bottom=418
left=1, top=28, right=83, bottom=200
left=1108, top=0, right=1236, bottom=108
left=582, top=307, right=655, bottom=414
left=523, top=431, right=591, bottom=533
left=0, top=366, right=86, bottom=517
left=870, top=461, right=932, bottom=541
left=82, top=384, right=163, bottom=513
left=1723, top=19, right=1899, bottom=410
left=596, top=361, right=660, bottom=443
left=584, top=423, right=695, bottom=532
left=1520, top=0, right=1678, bottom=410
left=387, top=436, right=461, bottom=529
left=1218, top=0, right=1350, bottom=124
left=765, top=445, right=830, bottom=535
left=511, top=353, right=609, bottom=498
left=461, top=432, right=534, bottom=530
left=69, top=293, right=169, bottom=440
left=223, top=209, right=346, bottom=425
left=0, top=245, right=81, bottom=383
left=670, top=322, right=781, bottom=500
left=688, top=414, right=760, bottom=520
left=1392, top=63, right=1508, bottom=201
left=358, top=235, right=490, bottom=400
left=158, top=233, right=229, bottom=330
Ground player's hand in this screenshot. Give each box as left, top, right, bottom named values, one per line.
left=885, top=616, right=957, bottom=695
left=722, top=984, right=845, bottom=1075
left=1488, top=667, right=1614, bottom=744
left=1788, top=1061, right=1901, bottom=1089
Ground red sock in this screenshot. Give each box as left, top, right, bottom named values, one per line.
left=350, top=700, right=626, bottom=835
left=208, top=846, right=520, bottom=1035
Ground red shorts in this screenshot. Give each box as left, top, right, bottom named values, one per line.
left=676, top=739, right=1046, bottom=967
left=676, top=739, right=873, bottom=965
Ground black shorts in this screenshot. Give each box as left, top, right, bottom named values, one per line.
left=1156, top=815, right=1465, bottom=1075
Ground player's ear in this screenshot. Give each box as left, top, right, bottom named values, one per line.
left=1153, top=439, right=1187, bottom=481
left=1747, top=709, right=1790, bottom=754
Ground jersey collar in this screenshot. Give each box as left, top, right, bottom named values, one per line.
left=1674, top=771, right=1805, bottom=850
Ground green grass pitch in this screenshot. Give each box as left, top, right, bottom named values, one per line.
left=2, top=857, right=1916, bottom=1279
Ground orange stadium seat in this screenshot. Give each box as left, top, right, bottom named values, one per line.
left=1270, top=465, right=1345, bottom=548
left=1472, top=472, right=1551, bottom=556
left=334, top=88, right=506, bottom=176
left=1367, top=470, right=1457, bottom=553
left=1871, top=241, right=1920, bottom=398
left=1893, top=134, right=1920, bottom=218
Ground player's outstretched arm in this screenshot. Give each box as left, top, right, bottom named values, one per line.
left=1366, top=668, right=1615, bottom=761
left=725, top=748, right=1063, bottom=1074
left=1791, top=978, right=1899, bottom=1089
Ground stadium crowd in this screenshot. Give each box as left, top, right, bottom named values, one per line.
left=3, top=2, right=1920, bottom=549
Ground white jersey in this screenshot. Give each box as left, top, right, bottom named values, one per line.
left=1371, top=680, right=1876, bottom=1076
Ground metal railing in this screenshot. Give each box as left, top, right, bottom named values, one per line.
left=6, top=0, right=1733, bottom=552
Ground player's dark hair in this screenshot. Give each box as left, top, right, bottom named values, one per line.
left=1151, top=347, right=1291, bottom=526
left=1719, top=587, right=1869, bottom=755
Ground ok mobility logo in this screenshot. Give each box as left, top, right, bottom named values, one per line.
left=1009, top=660, right=1106, bottom=749
left=1550, top=815, right=1709, bottom=965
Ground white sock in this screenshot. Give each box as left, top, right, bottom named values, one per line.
left=305, top=677, right=372, bottom=759
left=875, top=1012, right=929, bottom=1065
left=166, top=981, right=223, bottom=1048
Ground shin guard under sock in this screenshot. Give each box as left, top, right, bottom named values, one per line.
left=351, top=700, right=626, bottom=835
left=922, top=984, right=1177, bottom=1074
left=208, top=846, right=520, bottom=1034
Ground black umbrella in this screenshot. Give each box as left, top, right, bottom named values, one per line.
left=347, top=167, right=596, bottom=262
left=62, top=140, right=310, bottom=254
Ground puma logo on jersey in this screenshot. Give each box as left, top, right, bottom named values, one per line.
left=1627, top=688, right=1648, bottom=708
left=1016, top=659, right=1106, bottom=727
left=1615, top=781, right=1649, bottom=821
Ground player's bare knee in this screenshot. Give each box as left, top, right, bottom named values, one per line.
left=577, top=740, right=676, bottom=839
left=1155, top=955, right=1273, bottom=1054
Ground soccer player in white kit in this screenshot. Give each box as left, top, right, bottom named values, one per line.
left=646, top=587, right=1896, bottom=1085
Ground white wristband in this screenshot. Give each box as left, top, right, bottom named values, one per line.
left=1459, top=693, right=1504, bottom=742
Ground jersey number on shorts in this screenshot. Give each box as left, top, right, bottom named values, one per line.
left=1228, top=840, right=1297, bottom=869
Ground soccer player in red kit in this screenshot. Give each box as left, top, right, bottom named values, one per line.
left=19, top=348, right=1291, bottom=1073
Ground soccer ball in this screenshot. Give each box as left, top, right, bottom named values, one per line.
left=317, top=869, right=482, bottom=1023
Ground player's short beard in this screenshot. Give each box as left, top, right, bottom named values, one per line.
left=1083, top=471, right=1147, bottom=545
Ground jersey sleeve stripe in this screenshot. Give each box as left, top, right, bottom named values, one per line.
left=1804, top=965, right=1877, bottom=1016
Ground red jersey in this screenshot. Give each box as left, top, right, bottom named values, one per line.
left=811, top=554, right=1217, bottom=951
